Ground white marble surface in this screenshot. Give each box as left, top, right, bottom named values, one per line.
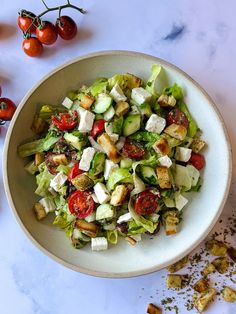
left=0, top=0, right=236, bottom=313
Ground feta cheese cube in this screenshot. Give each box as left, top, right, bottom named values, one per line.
left=131, top=87, right=152, bottom=105
left=78, top=109, right=95, bottom=133
left=73, top=228, right=81, bottom=239
left=91, top=237, right=108, bottom=251
left=91, top=193, right=99, bottom=203
left=105, top=122, right=119, bottom=143
left=50, top=172, right=67, bottom=192
left=117, top=212, right=132, bottom=224
left=39, top=197, right=56, bottom=214
left=109, top=83, right=127, bottom=103
left=79, top=147, right=96, bottom=171
left=94, top=182, right=110, bottom=204
left=104, top=106, right=115, bottom=121
left=145, top=114, right=166, bottom=134
left=85, top=211, right=96, bottom=222
left=158, top=155, right=172, bottom=168
left=175, top=193, right=188, bottom=211
left=116, top=136, right=125, bottom=150
left=175, top=147, right=192, bottom=162
left=104, top=159, right=118, bottom=180
left=62, top=97, right=73, bottom=109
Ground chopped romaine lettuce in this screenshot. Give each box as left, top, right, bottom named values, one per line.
left=163, top=83, right=183, bottom=100
left=177, top=101, right=198, bottom=137
left=107, top=168, right=133, bottom=190
left=146, top=64, right=162, bottom=97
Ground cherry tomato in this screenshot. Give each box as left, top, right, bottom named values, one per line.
left=36, top=21, right=58, bottom=45
left=22, top=37, right=43, bottom=57
left=122, top=139, right=145, bottom=159
left=52, top=111, right=78, bottom=131
left=91, top=119, right=105, bottom=138
left=68, top=190, right=95, bottom=219
left=188, top=152, right=205, bottom=170
left=68, top=163, right=83, bottom=181
left=56, top=16, right=77, bottom=40
left=0, top=98, right=16, bottom=121
left=134, top=190, right=159, bottom=215
left=18, top=11, right=37, bottom=33
left=166, top=108, right=189, bottom=128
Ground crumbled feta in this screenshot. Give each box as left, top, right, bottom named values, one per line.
left=158, top=155, right=172, bottom=168
left=94, top=182, right=110, bottom=204
left=39, top=197, right=56, bottom=214
left=62, top=97, right=73, bottom=109
left=78, top=109, right=95, bottom=133
left=79, top=147, right=96, bottom=171
left=175, top=147, right=192, bottom=162
left=50, top=172, right=67, bottom=192
left=110, top=83, right=127, bottom=103
left=117, top=212, right=132, bottom=224
left=145, top=114, right=166, bottom=134
left=91, top=237, right=108, bottom=251
left=131, top=87, right=152, bottom=105
left=104, top=159, right=118, bottom=180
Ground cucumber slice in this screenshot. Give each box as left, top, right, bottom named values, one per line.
left=93, top=93, right=112, bottom=114
left=120, top=158, right=133, bottom=168
left=64, top=133, right=82, bottom=150
left=89, top=152, right=106, bottom=178
left=140, top=165, right=158, bottom=185
left=104, top=106, right=115, bottom=121
left=123, top=114, right=141, bottom=136
left=96, top=204, right=114, bottom=220
left=112, top=116, right=124, bottom=135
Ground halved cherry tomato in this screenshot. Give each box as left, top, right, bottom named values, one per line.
left=52, top=111, right=78, bottom=131
left=134, top=190, right=159, bottom=215
left=56, top=16, right=77, bottom=40
left=188, top=152, right=205, bottom=170
left=22, top=37, right=43, bottom=57
left=166, top=108, right=189, bottom=128
left=36, top=21, right=58, bottom=45
left=91, top=119, right=105, bottom=138
left=122, top=139, right=145, bottom=159
left=68, top=163, right=83, bottom=181
left=68, top=190, right=95, bottom=219
left=18, top=10, right=37, bottom=33
left=0, top=98, right=16, bottom=121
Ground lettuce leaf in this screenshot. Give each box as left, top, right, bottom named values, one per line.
left=90, top=78, right=108, bottom=96
left=107, top=230, right=118, bottom=244
left=146, top=64, right=162, bottom=97
left=128, top=220, right=146, bottom=235
left=107, top=168, right=133, bottom=190
left=177, top=101, right=198, bottom=137
left=35, top=165, right=54, bottom=197
left=129, top=131, right=160, bottom=143
left=163, top=83, right=183, bottom=100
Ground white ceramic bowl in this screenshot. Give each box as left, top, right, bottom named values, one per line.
left=3, top=51, right=232, bottom=277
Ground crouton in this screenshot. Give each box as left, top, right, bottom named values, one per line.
left=125, top=236, right=137, bottom=246
left=34, top=203, right=47, bottom=220
left=193, top=278, right=209, bottom=293
left=222, top=286, right=236, bottom=303
left=80, top=94, right=95, bottom=110
left=158, top=94, right=176, bottom=108
left=205, top=239, right=228, bottom=256
left=227, top=246, right=236, bottom=262
left=164, top=124, right=187, bottom=140
left=212, top=257, right=229, bottom=274
left=115, top=101, right=130, bottom=117
left=190, top=139, right=206, bottom=153
left=110, top=185, right=128, bottom=206
left=166, top=274, right=183, bottom=289
left=126, top=73, right=142, bottom=89
left=152, top=138, right=170, bottom=156
left=35, top=152, right=45, bottom=166
left=166, top=255, right=189, bottom=273
left=156, top=166, right=171, bottom=189
left=201, top=263, right=216, bottom=277
left=194, top=288, right=216, bottom=312
left=162, top=211, right=179, bottom=235
left=147, top=303, right=162, bottom=314
left=97, top=133, right=121, bottom=163
left=51, top=154, right=68, bottom=166
left=75, top=220, right=98, bottom=238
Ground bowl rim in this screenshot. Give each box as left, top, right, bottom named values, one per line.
left=3, top=50, right=232, bottom=278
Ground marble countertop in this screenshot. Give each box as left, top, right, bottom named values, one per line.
left=0, top=0, right=235, bottom=313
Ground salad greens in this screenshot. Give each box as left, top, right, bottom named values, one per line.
left=18, top=65, right=206, bottom=251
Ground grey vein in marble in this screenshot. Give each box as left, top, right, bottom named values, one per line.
left=163, top=24, right=186, bottom=41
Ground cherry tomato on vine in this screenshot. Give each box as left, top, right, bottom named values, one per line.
left=0, top=98, right=16, bottom=121
left=22, top=37, right=43, bottom=57
left=36, top=21, right=58, bottom=45
left=52, top=111, right=78, bottom=131
left=68, top=190, right=95, bottom=219
left=18, top=10, right=37, bottom=33
left=56, top=16, right=77, bottom=40
left=134, top=190, right=159, bottom=215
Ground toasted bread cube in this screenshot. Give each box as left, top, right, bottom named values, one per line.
left=167, top=255, right=189, bottom=273
left=75, top=220, right=98, bottom=238
left=212, top=257, right=229, bottom=274
left=35, top=152, right=45, bottom=167
left=97, top=133, right=121, bottom=163
left=34, top=202, right=47, bottom=220
left=164, top=123, right=187, bottom=140
left=153, top=138, right=170, bottom=156
left=163, top=211, right=179, bottom=235
left=194, top=288, right=216, bottom=313
left=147, top=303, right=162, bottom=314
left=193, top=278, right=209, bottom=293
left=156, top=166, right=171, bottom=189
left=125, top=236, right=137, bottom=246
left=80, top=94, right=95, bottom=110
left=110, top=185, right=128, bottom=206
left=227, top=246, right=236, bottom=262
left=222, top=286, right=236, bottom=302
left=115, top=101, right=130, bottom=117
left=190, top=139, right=206, bottom=153
left=201, top=263, right=216, bottom=277
left=166, top=274, right=183, bottom=289
left=158, top=94, right=176, bottom=108
left=52, top=154, right=68, bottom=166
left=205, top=239, right=228, bottom=256
left=127, top=73, right=142, bottom=89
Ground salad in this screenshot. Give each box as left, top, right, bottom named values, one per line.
left=18, top=65, right=206, bottom=251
